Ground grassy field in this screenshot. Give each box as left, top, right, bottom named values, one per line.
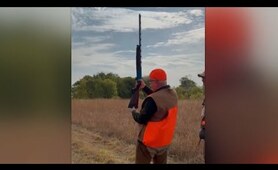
left=72, top=99, right=205, bottom=163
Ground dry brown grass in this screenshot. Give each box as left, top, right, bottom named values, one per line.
left=72, top=99, right=204, bottom=163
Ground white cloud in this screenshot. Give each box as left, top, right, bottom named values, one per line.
left=147, top=42, right=165, bottom=48
left=189, top=9, right=203, bottom=17
left=142, top=53, right=204, bottom=87
left=72, top=35, right=110, bottom=48
left=72, top=8, right=192, bottom=32
left=113, top=50, right=135, bottom=54
left=72, top=45, right=204, bottom=86
left=72, top=43, right=116, bottom=67
left=172, top=48, right=185, bottom=52
left=147, top=27, right=204, bottom=48
left=72, top=8, right=205, bottom=86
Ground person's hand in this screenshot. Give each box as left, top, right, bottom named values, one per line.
left=129, top=107, right=137, bottom=113
left=137, top=79, right=146, bottom=89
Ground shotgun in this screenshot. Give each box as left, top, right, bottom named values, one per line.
left=128, top=14, right=142, bottom=109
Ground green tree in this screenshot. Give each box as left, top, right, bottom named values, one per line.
left=176, top=76, right=204, bottom=100
left=117, top=77, right=134, bottom=98
left=188, top=86, right=204, bottom=99
left=179, top=76, right=197, bottom=90
left=72, top=73, right=120, bottom=99
left=93, top=72, right=120, bottom=82
left=71, top=75, right=94, bottom=99
left=101, top=79, right=118, bottom=98
left=175, top=86, right=187, bottom=99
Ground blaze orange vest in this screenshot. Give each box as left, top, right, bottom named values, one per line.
left=142, top=87, right=178, bottom=148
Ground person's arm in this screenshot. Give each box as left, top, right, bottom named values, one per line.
left=138, top=79, right=153, bottom=95
left=132, top=97, right=157, bottom=124
left=142, top=86, right=153, bottom=95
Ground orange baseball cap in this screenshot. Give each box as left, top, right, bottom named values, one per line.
left=149, top=68, right=167, bottom=81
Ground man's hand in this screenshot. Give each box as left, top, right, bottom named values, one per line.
left=129, top=107, right=137, bottom=113
left=137, top=79, right=146, bottom=89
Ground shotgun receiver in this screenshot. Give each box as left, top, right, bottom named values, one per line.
left=128, top=14, right=142, bottom=109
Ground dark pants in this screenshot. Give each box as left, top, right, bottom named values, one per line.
left=135, top=141, right=167, bottom=164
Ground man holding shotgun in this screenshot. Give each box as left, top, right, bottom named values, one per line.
left=129, top=69, right=178, bottom=164
left=128, top=14, right=178, bottom=164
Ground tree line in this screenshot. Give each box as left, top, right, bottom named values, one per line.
left=72, top=72, right=204, bottom=100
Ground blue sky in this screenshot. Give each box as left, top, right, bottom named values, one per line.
left=72, top=7, right=204, bottom=87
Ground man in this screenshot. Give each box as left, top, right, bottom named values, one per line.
left=130, top=68, right=178, bottom=164
left=197, top=71, right=205, bottom=143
